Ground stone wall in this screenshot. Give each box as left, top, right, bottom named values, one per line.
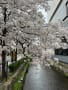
left=0, top=64, right=24, bottom=90
left=50, top=59, right=68, bottom=75
left=45, top=59, right=68, bottom=76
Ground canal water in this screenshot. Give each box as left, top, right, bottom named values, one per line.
left=23, top=64, right=68, bottom=90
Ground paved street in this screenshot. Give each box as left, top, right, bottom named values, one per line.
left=23, top=64, right=68, bottom=90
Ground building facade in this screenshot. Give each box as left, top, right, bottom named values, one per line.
left=48, top=0, right=68, bottom=26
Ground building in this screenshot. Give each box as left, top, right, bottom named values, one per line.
left=47, top=0, right=68, bottom=27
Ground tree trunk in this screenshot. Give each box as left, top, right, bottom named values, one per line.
left=2, top=50, right=6, bottom=79
left=23, top=47, right=25, bottom=55
left=27, top=45, right=30, bottom=54
left=15, top=48, right=17, bottom=61
left=11, top=51, right=13, bottom=62
left=2, top=7, right=7, bottom=80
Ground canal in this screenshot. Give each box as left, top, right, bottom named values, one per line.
left=23, top=64, right=68, bottom=90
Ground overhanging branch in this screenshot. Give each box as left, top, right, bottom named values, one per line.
left=21, top=30, right=40, bottom=36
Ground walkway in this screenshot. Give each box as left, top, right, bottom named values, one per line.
left=23, top=64, right=68, bottom=90
left=55, top=55, right=68, bottom=63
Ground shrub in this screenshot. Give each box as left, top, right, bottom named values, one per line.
left=9, top=56, right=32, bottom=72
left=9, top=59, right=24, bottom=72
left=24, top=55, right=32, bottom=62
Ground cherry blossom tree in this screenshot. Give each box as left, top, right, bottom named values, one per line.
left=0, top=0, right=68, bottom=78
left=0, top=0, right=51, bottom=79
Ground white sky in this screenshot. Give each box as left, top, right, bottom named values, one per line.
left=37, top=5, right=48, bottom=23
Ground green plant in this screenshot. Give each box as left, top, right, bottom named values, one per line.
left=9, top=59, right=24, bottom=72
left=12, top=63, right=29, bottom=90
left=9, top=56, right=32, bottom=72
left=24, top=55, right=32, bottom=62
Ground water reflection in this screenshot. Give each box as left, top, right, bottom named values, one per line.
left=23, top=65, right=68, bottom=90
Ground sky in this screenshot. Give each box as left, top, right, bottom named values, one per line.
left=37, top=5, right=48, bottom=23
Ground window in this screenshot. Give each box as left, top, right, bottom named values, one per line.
left=66, top=1, right=68, bottom=16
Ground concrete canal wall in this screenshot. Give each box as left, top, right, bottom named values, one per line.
left=46, top=58, right=68, bottom=76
